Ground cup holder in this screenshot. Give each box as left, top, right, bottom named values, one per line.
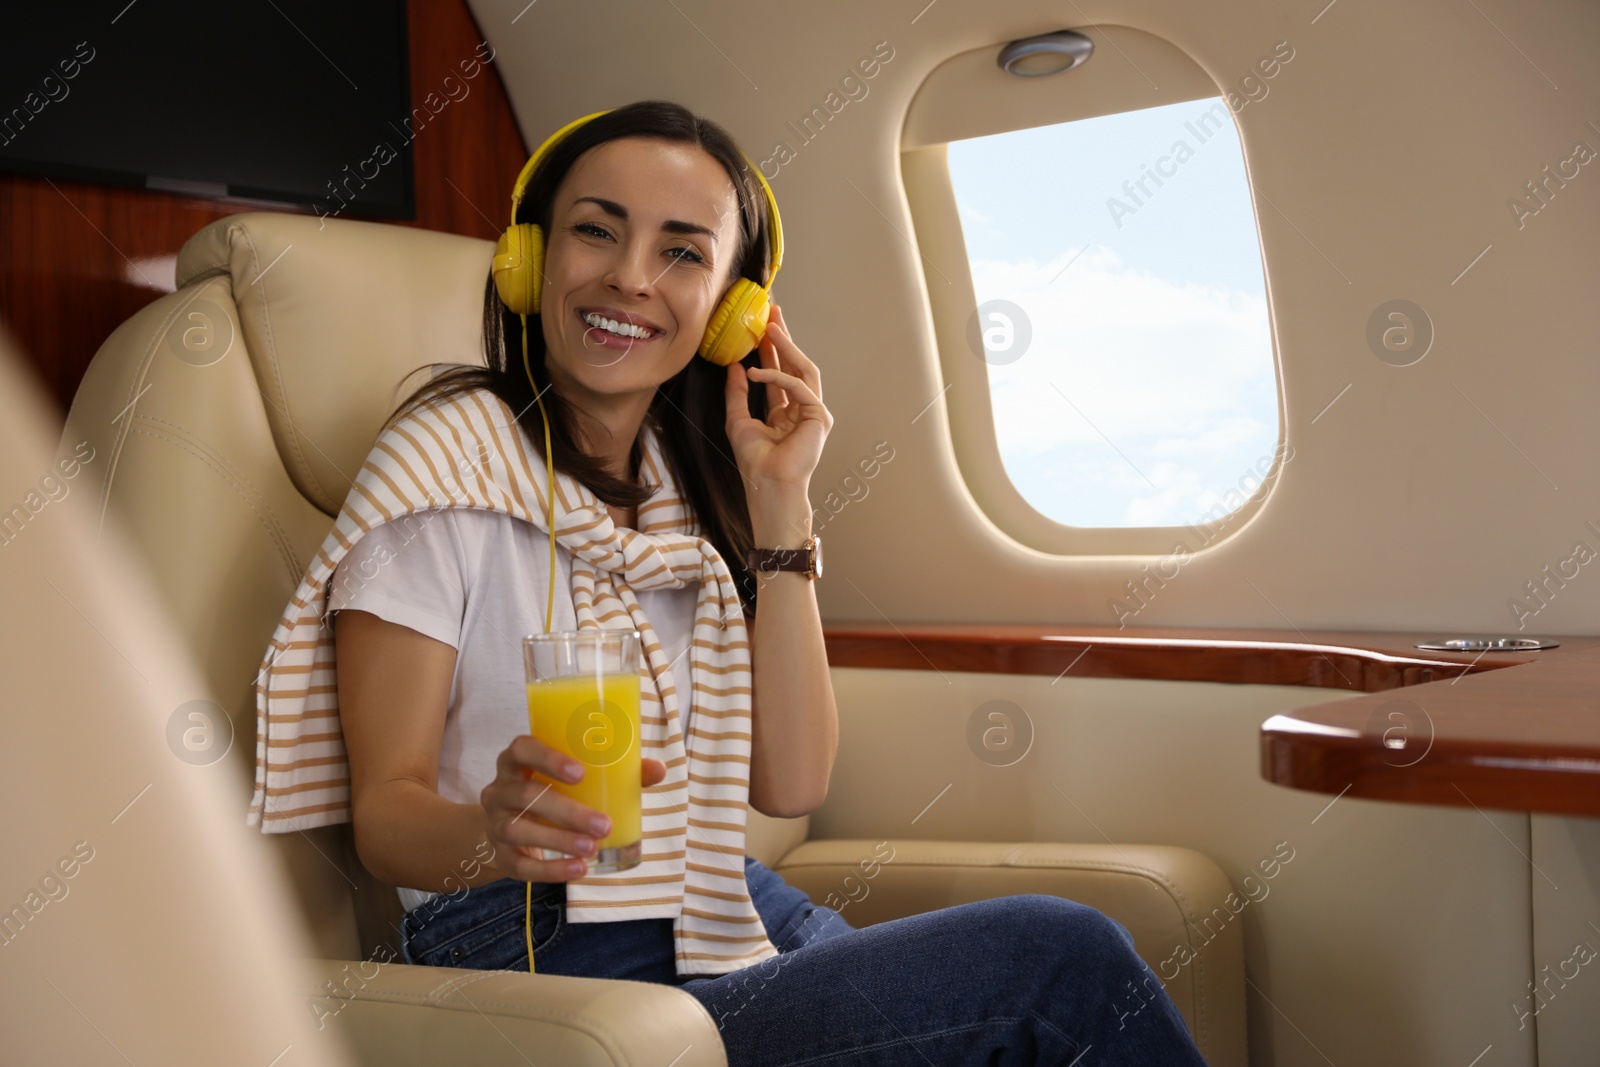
left=1414, top=637, right=1560, bottom=652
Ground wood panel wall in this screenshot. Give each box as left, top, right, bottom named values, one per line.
left=0, top=0, right=529, bottom=424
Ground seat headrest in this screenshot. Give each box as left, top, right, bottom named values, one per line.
left=175, top=212, right=495, bottom=516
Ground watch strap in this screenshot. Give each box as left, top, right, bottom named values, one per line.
left=746, top=535, right=820, bottom=579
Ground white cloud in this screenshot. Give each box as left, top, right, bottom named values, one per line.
left=970, top=246, right=1278, bottom=526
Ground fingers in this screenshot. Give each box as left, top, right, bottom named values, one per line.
left=766, top=305, right=821, bottom=401
left=725, top=362, right=768, bottom=454
left=482, top=789, right=596, bottom=882
left=725, top=356, right=750, bottom=423
left=485, top=793, right=601, bottom=882
left=757, top=319, right=788, bottom=412
left=490, top=765, right=610, bottom=844
left=746, top=364, right=828, bottom=421
left=485, top=736, right=620, bottom=882
left=500, top=733, right=583, bottom=785
left=643, top=757, right=668, bottom=788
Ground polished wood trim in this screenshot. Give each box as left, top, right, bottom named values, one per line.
left=822, top=623, right=1600, bottom=815
left=1260, top=645, right=1600, bottom=817
left=0, top=0, right=527, bottom=423
left=823, top=622, right=1591, bottom=690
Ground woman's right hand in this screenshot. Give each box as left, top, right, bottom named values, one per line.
left=480, top=736, right=665, bottom=882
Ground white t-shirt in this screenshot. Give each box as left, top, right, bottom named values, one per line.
left=326, top=506, right=698, bottom=913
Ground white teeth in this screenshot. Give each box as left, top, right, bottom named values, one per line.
left=584, top=313, right=653, bottom=340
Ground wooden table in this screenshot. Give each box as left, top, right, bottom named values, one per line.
left=822, top=623, right=1600, bottom=816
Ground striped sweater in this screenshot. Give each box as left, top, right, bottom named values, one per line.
left=247, top=386, right=780, bottom=976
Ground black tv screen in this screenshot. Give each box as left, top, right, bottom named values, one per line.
left=0, top=0, right=415, bottom=220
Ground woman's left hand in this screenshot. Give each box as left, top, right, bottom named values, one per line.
left=724, top=304, right=833, bottom=489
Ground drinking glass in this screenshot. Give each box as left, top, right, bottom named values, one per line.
left=521, top=630, right=643, bottom=872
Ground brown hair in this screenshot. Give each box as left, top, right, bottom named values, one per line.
left=383, top=100, right=773, bottom=616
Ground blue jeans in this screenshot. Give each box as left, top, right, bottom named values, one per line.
left=399, top=856, right=1209, bottom=1066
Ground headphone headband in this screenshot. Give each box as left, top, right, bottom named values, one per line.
left=507, top=108, right=783, bottom=289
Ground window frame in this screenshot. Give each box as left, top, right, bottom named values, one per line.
left=900, top=26, right=1288, bottom=556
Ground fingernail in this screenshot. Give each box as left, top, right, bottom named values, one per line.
left=590, top=815, right=611, bottom=835
left=568, top=860, right=587, bottom=877
left=565, top=761, right=582, bottom=780
left=574, top=836, right=595, bottom=853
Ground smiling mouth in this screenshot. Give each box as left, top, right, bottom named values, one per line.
left=577, top=309, right=663, bottom=342
left=569, top=310, right=658, bottom=367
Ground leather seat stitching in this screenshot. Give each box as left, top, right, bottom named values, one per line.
left=135, top=413, right=302, bottom=564
left=96, top=286, right=215, bottom=527
left=327, top=975, right=718, bottom=1061
left=127, top=424, right=302, bottom=580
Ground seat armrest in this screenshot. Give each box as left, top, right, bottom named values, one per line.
left=774, top=839, right=1247, bottom=1067
left=301, top=957, right=728, bottom=1067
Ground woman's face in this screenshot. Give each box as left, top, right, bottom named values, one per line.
left=539, top=136, right=743, bottom=404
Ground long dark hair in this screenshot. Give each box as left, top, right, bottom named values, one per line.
left=383, top=100, right=772, bottom=616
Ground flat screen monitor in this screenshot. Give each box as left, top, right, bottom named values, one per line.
left=0, top=0, right=415, bottom=220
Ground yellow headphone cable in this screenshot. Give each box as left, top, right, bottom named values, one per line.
left=525, top=312, right=557, bottom=974
left=490, top=108, right=785, bottom=973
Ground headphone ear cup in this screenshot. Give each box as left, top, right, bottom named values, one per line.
left=493, top=224, right=545, bottom=315
left=699, top=279, right=771, bottom=367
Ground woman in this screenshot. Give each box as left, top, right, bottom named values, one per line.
left=329, top=100, right=1208, bottom=1066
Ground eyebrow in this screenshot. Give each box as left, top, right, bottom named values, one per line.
left=571, top=196, right=719, bottom=243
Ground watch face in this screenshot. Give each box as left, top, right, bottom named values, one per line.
left=811, top=535, right=823, bottom=578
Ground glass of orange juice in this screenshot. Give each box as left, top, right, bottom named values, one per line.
left=522, top=630, right=642, bottom=873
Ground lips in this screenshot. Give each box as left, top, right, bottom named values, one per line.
left=576, top=307, right=664, bottom=336
left=572, top=309, right=662, bottom=356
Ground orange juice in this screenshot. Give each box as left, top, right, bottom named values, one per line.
left=526, top=672, right=642, bottom=870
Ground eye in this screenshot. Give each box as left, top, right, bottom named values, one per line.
left=573, top=222, right=705, bottom=265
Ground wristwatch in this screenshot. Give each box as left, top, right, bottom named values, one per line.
left=747, top=535, right=822, bottom=580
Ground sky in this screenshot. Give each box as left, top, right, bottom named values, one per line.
left=948, top=96, right=1281, bottom=528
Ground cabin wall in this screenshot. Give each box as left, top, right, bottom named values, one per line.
left=476, top=0, right=1600, bottom=637
left=0, top=0, right=528, bottom=422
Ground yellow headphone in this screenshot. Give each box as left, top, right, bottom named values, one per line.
left=499, top=108, right=783, bottom=973
left=492, top=107, right=785, bottom=366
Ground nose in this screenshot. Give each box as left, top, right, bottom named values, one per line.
left=605, top=235, right=663, bottom=297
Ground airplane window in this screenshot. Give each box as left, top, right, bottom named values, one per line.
left=948, top=97, right=1280, bottom=529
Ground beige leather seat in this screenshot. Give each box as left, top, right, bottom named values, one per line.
left=54, top=210, right=1247, bottom=1066
left=0, top=328, right=356, bottom=1066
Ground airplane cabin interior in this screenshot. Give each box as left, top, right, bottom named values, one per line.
left=1, top=1, right=1597, bottom=1065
